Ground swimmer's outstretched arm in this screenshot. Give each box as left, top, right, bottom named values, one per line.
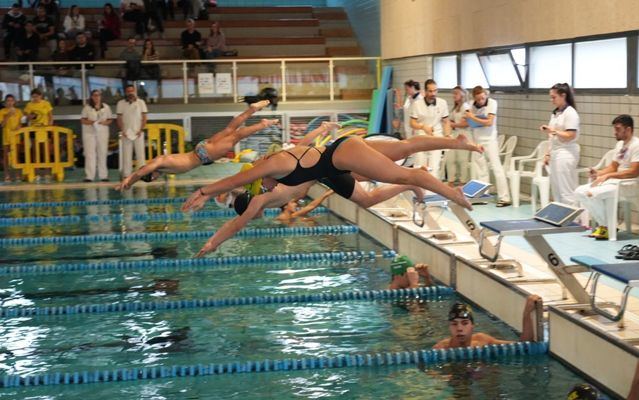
left=183, top=156, right=287, bottom=211
left=195, top=183, right=311, bottom=257
left=291, top=189, right=334, bottom=218
left=116, top=152, right=200, bottom=191
left=297, top=121, right=340, bottom=147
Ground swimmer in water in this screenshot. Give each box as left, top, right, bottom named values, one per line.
left=433, top=294, right=540, bottom=349
left=387, top=255, right=433, bottom=289
left=566, top=384, right=600, bottom=400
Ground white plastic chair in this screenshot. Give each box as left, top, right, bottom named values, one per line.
left=500, top=136, right=518, bottom=176
left=497, top=134, right=505, bottom=151
left=576, top=149, right=637, bottom=241
left=507, top=141, right=549, bottom=208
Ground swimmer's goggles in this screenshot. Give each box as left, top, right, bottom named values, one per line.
left=448, top=303, right=474, bottom=323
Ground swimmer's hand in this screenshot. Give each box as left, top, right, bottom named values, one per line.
left=195, top=239, right=217, bottom=258
left=182, top=189, right=211, bottom=212
left=410, top=185, right=424, bottom=202
left=250, top=99, right=270, bottom=111
left=115, top=175, right=135, bottom=191
left=524, top=294, right=542, bottom=315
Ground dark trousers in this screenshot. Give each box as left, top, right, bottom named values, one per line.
left=147, top=7, right=164, bottom=33
left=123, top=10, right=147, bottom=36
left=99, top=29, right=118, bottom=53
left=3, top=33, right=17, bottom=59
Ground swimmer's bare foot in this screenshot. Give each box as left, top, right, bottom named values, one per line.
left=321, top=121, right=340, bottom=131
left=452, top=186, right=473, bottom=210
left=410, top=185, right=424, bottom=202
left=260, top=118, right=279, bottom=128
left=456, top=133, right=484, bottom=154
left=250, top=99, right=270, bottom=111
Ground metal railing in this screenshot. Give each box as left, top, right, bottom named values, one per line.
left=0, top=57, right=381, bottom=105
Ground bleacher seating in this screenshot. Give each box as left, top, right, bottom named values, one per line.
left=0, top=5, right=374, bottom=102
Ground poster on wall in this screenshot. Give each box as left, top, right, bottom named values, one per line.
left=215, top=73, right=232, bottom=94
left=198, top=73, right=215, bottom=95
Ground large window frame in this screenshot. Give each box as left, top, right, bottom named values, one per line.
left=429, top=30, right=639, bottom=95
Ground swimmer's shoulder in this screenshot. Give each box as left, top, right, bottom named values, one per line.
left=433, top=338, right=451, bottom=349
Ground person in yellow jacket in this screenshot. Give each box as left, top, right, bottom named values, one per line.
left=0, top=94, right=24, bottom=182
left=23, top=88, right=54, bottom=181
left=23, top=88, right=53, bottom=127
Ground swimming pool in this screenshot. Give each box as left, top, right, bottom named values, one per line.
left=0, top=186, right=597, bottom=399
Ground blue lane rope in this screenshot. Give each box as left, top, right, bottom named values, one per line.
left=0, top=197, right=188, bottom=210
left=0, top=286, right=453, bottom=318
left=0, top=341, right=548, bottom=388
left=0, top=250, right=398, bottom=277
left=0, top=225, right=358, bottom=247
left=0, top=208, right=329, bottom=227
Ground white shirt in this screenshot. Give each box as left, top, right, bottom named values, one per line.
left=548, top=105, right=579, bottom=154
left=410, top=96, right=449, bottom=136
left=81, top=104, right=113, bottom=136
left=63, top=15, right=85, bottom=32
left=470, top=98, right=498, bottom=139
left=116, top=98, right=147, bottom=140
left=613, top=136, right=639, bottom=173
left=450, top=101, right=470, bottom=124
left=403, top=93, right=423, bottom=138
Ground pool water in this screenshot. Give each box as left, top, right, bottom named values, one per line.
left=0, top=186, right=599, bottom=399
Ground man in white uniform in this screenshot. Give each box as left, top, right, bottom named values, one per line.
left=575, top=114, right=639, bottom=240
left=117, top=84, right=148, bottom=178
left=464, top=86, right=511, bottom=207
left=400, top=79, right=422, bottom=140
left=410, top=79, right=450, bottom=179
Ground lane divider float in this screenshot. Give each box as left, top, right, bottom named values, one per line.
left=0, top=286, right=453, bottom=318
left=0, top=250, right=397, bottom=277
left=0, top=225, right=358, bottom=247
left=0, top=341, right=548, bottom=388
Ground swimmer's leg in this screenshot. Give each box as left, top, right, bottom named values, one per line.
left=364, top=134, right=482, bottom=162
left=336, top=139, right=472, bottom=210
left=347, top=181, right=422, bottom=207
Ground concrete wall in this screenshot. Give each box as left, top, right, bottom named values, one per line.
left=381, top=0, right=639, bottom=59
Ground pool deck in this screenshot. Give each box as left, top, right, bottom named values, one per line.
left=306, top=183, right=639, bottom=399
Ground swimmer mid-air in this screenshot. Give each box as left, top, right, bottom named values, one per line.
left=116, top=99, right=277, bottom=190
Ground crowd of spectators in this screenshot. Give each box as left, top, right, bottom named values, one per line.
left=2, top=1, right=231, bottom=61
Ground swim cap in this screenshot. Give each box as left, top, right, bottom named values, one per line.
left=390, top=255, right=413, bottom=276
left=448, top=303, right=474, bottom=323
left=214, top=193, right=235, bottom=209
left=233, top=191, right=253, bottom=216
left=240, top=163, right=263, bottom=196
left=566, top=384, right=599, bottom=400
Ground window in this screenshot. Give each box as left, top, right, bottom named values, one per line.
left=511, top=48, right=527, bottom=81
left=433, top=55, right=457, bottom=89
left=461, top=53, right=488, bottom=89
left=478, top=53, right=521, bottom=87
left=574, top=37, right=626, bottom=88
left=529, top=43, right=572, bottom=88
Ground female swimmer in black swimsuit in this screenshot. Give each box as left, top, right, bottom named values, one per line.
left=182, top=133, right=483, bottom=213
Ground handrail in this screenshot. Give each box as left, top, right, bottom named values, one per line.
left=1, top=56, right=381, bottom=106
left=0, top=56, right=380, bottom=67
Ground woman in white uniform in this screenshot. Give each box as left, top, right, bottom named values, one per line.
left=446, top=86, right=470, bottom=184
left=539, top=83, right=580, bottom=205
left=80, top=90, right=113, bottom=182
left=465, top=86, right=511, bottom=207
left=401, top=79, right=422, bottom=139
